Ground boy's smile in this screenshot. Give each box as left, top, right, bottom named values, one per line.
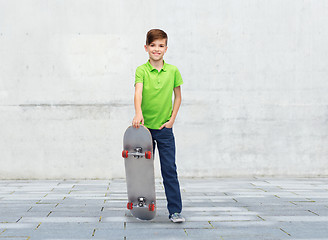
left=144, top=39, right=168, bottom=63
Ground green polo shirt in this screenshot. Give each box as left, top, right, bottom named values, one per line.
left=135, top=60, right=183, bottom=129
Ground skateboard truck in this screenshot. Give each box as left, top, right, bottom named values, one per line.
left=134, top=148, right=143, bottom=159
left=138, top=197, right=146, bottom=207
left=122, top=148, right=152, bottom=159
left=127, top=199, right=155, bottom=211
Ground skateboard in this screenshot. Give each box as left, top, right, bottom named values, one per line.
left=122, top=125, right=156, bottom=220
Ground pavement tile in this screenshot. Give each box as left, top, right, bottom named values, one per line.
left=96, top=228, right=188, bottom=240
left=185, top=228, right=286, bottom=240
left=279, top=222, right=328, bottom=238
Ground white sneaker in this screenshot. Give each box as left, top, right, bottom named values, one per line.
left=170, top=213, right=185, bottom=223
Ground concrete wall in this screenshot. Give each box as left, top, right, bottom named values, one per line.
left=1, top=0, right=328, bottom=179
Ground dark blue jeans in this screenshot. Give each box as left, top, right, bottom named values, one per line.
left=148, top=127, right=182, bottom=216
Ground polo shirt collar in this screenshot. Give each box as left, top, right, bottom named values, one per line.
left=146, top=60, right=167, bottom=72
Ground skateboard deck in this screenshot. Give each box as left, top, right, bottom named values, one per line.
left=122, top=125, right=156, bottom=220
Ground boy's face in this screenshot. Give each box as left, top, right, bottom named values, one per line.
left=144, top=39, right=168, bottom=62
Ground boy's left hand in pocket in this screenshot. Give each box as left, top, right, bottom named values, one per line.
left=159, top=120, right=174, bottom=130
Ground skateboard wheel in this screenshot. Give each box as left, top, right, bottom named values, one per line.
left=127, top=202, right=133, bottom=210
left=149, top=203, right=155, bottom=211
left=145, top=151, right=151, bottom=159
left=122, top=150, right=128, bottom=158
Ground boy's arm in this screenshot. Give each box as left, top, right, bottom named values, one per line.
left=159, top=86, right=182, bottom=129
left=133, top=82, right=144, bottom=128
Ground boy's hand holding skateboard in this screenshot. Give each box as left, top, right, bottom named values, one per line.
left=133, top=113, right=144, bottom=128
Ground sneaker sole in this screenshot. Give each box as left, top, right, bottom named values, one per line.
left=170, top=218, right=185, bottom=223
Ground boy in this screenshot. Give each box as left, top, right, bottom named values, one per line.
left=132, top=29, right=185, bottom=223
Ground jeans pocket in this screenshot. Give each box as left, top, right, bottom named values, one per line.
left=164, top=127, right=173, bottom=132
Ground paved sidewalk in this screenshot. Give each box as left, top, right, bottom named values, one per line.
left=0, top=178, right=328, bottom=240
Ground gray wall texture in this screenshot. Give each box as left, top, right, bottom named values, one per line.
left=1, top=0, right=328, bottom=179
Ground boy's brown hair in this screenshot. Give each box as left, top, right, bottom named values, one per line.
left=146, top=29, right=168, bottom=46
